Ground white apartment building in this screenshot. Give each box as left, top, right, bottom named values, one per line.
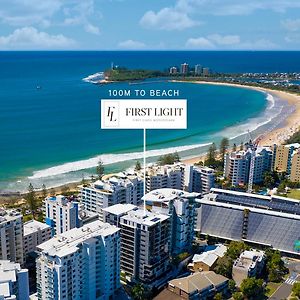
left=23, top=220, right=52, bottom=256
left=103, top=203, right=137, bottom=227
left=185, top=165, right=215, bottom=194
left=44, top=195, right=79, bottom=235
left=232, top=250, right=265, bottom=287
left=80, top=172, right=143, bottom=220
left=0, top=260, right=29, bottom=300
left=143, top=188, right=199, bottom=254
left=0, top=209, right=24, bottom=264
left=144, top=164, right=184, bottom=192
left=224, top=147, right=272, bottom=186
left=119, top=209, right=170, bottom=286
left=36, top=221, right=120, bottom=300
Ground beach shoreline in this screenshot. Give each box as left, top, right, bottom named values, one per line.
left=175, top=80, right=300, bottom=165
left=2, top=81, right=300, bottom=200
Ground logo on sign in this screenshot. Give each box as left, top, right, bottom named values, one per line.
left=294, top=239, right=300, bottom=252
left=103, top=101, right=119, bottom=127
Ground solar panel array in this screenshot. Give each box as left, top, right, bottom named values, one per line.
left=247, top=212, right=300, bottom=253
left=214, top=192, right=300, bottom=215
left=199, top=204, right=244, bottom=240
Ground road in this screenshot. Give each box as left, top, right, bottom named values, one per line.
left=269, top=257, right=300, bottom=300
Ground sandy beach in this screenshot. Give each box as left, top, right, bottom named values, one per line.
left=180, top=80, right=300, bottom=165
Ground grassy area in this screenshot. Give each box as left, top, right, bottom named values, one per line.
left=265, top=282, right=281, bottom=297
left=286, top=189, right=300, bottom=200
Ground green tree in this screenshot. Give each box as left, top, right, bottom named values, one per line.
left=214, top=256, right=233, bottom=278
left=132, top=283, right=145, bottom=300
left=135, top=160, right=142, bottom=171
left=42, top=184, right=47, bottom=199
left=232, top=143, right=237, bottom=152
left=292, top=282, right=300, bottom=298
left=265, top=249, right=288, bottom=282
left=240, top=142, right=244, bottom=151
left=220, top=137, right=229, bottom=163
left=232, top=292, right=244, bottom=300
left=240, top=278, right=264, bottom=299
left=226, top=241, right=249, bottom=260
left=205, top=143, right=217, bottom=166
left=158, top=152, right=180, bottom=165
left=228, top=279, right=237, bottom=294
left=263, top=171, right=275, bottom=189
left=26, top=183, right=36, bottom=215
left=96, top=159, right=105, bottom=179
left=214, top=292, right=223, bottom=300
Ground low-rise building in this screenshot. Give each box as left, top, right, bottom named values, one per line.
left=23, top=220, right=52, bottom=256
left=188, top=244, right=227, bottom=272
left=232, top=250, right=265, bottom=287
left=166, top=271, right=228, bottom=300
left=0, top=260, right=29, bottom=300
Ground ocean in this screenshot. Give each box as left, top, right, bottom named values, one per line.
left=0, top=51, right=299, bottom=192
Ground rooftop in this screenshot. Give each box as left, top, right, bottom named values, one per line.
left=37, top=220, right=119, bottom=258
left=0, top=260, right=25, bottom=282
left=102, top=203, right=137, bottom=216
left=121, top=209, right=169, bottom=227
left=168, top=271, right=228, bottom=294
left=0, top=209, right=22, bottom=224
left=233, top=250, right=265, bottom=270
left=23, top=220, right=51, bottom=236
left=142, top=188, right=199, bottom=202
left=192, top=244, right=227, bottom=267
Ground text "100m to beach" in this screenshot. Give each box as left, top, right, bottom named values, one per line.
left=108, top=89, right=180, bottom=97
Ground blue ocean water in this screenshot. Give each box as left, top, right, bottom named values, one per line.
left=0, top=51, right=298, bottom=192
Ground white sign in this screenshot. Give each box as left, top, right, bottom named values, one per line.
left=101, top=99, right=187, bottom=129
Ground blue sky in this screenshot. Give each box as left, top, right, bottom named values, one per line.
left=0, top=0, right=300, bottom=50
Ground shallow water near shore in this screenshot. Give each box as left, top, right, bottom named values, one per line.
left=0, top=51, right=294, bottom=192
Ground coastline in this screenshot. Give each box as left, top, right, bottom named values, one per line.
left=2, top=81, right=300, bottom=198
left=178, top=80, right=300, bottom=165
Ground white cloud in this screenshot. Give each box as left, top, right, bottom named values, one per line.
left=281, top=19, right=300, bottom=32
left=0, top=0, right=62, bottom=26
left=140, top=8, right=199, bottom=31
left=118, top=39, right=146, bottom=49
left=84, top=23, right=100, bottom=35
left=185, top=37, right=215, bottom=49
left=208, top=34, right=240, bottom=45
left=185, top=34, right=277, bottom=50
left=0, top=27, right=75, bottom=49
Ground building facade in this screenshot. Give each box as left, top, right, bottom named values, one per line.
left=23, top=220, right=52, bottom=256
left=272, top=143, right=300, bottom=173
left=224, top=146, right=272, bottom=186
left=36, top=221, right=120, bottom=300
left=80, top=173, right=143, bottom=221
left=119, top=209, right=170, bottom=286
left=45, top=195, right=79, bottom=235
left=0, top=209, right=24, bottom=264
left=143, top=188, right=199, bottom=255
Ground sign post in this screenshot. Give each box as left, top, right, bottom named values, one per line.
left=101, top=99, right=187, bottom=214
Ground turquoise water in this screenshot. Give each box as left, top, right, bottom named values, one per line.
left=0, top=51, right=290, bottom=191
